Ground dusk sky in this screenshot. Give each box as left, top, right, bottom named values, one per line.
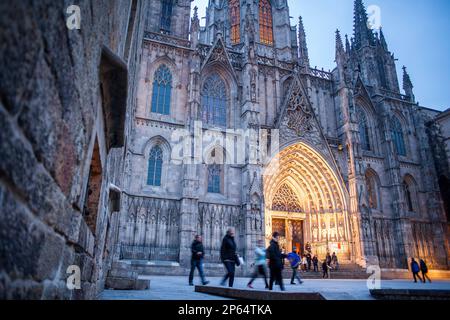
left=192, top=0, right=450, bottom=111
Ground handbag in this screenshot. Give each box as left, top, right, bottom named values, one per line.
left=235, top=254, right=245, bottom=267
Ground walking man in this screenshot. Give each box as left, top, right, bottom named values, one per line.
left=322, top=259, right=331, bottom=279
left=267, top=232, right=286, bottom=291
left=420, top=259, right=432, bottom=283
left=247, top=240, right=269, bottom=289
left=220, top=228, right=237, bottom=288
left=287, top=247, right=303, bottom=285
left=189, top=235, right=209, bottom=286
left=410, top=258, right=423, bottom=283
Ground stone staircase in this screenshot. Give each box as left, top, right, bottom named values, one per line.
left=282, top=261, right=369, bottom=280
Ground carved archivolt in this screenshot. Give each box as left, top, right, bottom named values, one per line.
left=263, top=142, right=350, bottom=246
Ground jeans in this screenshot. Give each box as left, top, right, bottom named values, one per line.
left=189, top=259, right=206, bottom=285
left=313, top=264, right=318, bottom=272
left=291, top=266, right=303, bottom=284
left=222, top=261, right=235, bottom=287
left=248, top=265, right=269, bottom=288
left=269, top=267, right=284, bottom=291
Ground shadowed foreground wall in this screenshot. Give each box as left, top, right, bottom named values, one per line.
left=0, top=0, right=146, bottom=299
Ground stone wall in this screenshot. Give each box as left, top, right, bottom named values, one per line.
left=0, top=0, right=147, bottom=299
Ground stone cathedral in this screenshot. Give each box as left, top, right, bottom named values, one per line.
left=114, top=0, right=450, bottom=276
left=1, top=0, right=450, bottom=300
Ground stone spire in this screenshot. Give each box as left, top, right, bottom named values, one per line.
left=190, top=6, right=200, bottom=48
left=335, top=29, right=345, bottom=61
left=298, top=16, right=310, bottom=67
left=402, top=66, right=415, bottom=102
left=345, top=34, right=351, bottom=53
left=379, top=27, right=388, bottom=51
left=353, top=0, right=375, bottom=49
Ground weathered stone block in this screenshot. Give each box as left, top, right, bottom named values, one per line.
left=105, top=277, right=135, bottom=290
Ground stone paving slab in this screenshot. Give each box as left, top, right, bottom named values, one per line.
left=195, top=285, right=325, bottom=300
left=99, top=276, right=450, bottom=301
left=370, top=288, right=450, bottom=300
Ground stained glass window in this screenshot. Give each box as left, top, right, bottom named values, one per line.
left=208, top=164, right=222, bottom=193
left=391, top=116, right=406, bottom=156
left=160, top=0, right=173, bottom=33
left=201, top=74, right=227, bottom=127
left=259, top=0, right=273, bottom=46
left=147, top=146, right=163, bottom=186
left=230, top=0, right=240, bottom=44
left=272, top=184, right=303, bottom=213
left=151, top=64, right=172, bottom=115
left=357, top=107, right=371, bottom=151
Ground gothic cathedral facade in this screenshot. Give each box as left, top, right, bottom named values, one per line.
left=117, top=0, right=450, bottom=272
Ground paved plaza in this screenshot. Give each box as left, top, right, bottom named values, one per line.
left=99, top=276, right=450, bottom=300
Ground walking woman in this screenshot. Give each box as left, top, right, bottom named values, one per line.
left=220, top=228, right=237, bottom=287
left=247, top=240, right=269, bottom=289
left=420, top=259, right=432, bottom=283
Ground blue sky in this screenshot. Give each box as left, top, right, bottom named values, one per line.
left=192, top=0, right=450, bottom=111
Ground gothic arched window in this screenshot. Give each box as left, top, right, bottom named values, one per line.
left=357, top=107, right=371, bottom=151
left=272, top=184, right=303, bottom=213
left=160, top=0, right=173, bottom=33
left=403, top=175, right=418, bottom=212
left=151, top=64, right=172, bottom=115
left=207, top=164, right=222, bottom=193
left=147, top=146, right=163, bottom=186
left=365, top=170, right=380, bottom=210
left=201, top=74, right=227, bottom=127
left=229, top=0, right=240, bottom=44
left=391, top=116, right=406, bottom=156
left=259, top=0, right=273, bottom=46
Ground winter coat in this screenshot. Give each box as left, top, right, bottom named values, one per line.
left=420, top=260, right=428, bottom=273
left=287, top=252, right=301, bottom=268
left=191, top=240, right=205, bottom=260
left=254, top=247, right=267, bottom=266
left=267, top=240, right=285, bottom=269
left=411, top=260, right=420, bottom=273
left=220, top=235, right=237, bottom=262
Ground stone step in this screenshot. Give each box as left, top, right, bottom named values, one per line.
left=195, top=285, right=326, bottom=300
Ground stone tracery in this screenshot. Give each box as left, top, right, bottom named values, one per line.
left=264, top=142, right=350, bottom=258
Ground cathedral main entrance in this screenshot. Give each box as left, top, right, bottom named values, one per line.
left=263, top=142, right=351, bottom=260
left=271, top=218, right=304, bottom=254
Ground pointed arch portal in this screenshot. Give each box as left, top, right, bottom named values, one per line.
left=263, top=142, right=350, bottom=259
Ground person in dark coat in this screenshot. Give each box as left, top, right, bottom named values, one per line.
left=189, top=235, right=209, bottom=286
left=322, top=259, right=331, bottom=279
left=410, top=258, right=423, bottom=283
left=420, top=259, right=432, bottom=283
left=220, top=228, right=237, bottom=287
left=267, top=232, right=286, bottom=291
left=312, top=255, right=319, bottom=272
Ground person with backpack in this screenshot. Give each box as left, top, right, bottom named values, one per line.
left=420, top=259, right=432, bottom=283
left=287, top=247, right=303, bottom=285
left=410, top=258, right=423, bottom=283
